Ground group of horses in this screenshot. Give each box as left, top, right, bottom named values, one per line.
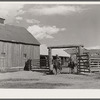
left=51, top=56, right=75, bottom=75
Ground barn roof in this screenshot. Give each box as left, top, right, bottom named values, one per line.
left=0, top=24, right=40, bottom=45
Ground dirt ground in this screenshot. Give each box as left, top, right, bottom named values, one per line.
left=0, top=68, right=100, bottom=89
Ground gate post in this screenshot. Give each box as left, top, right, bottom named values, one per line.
left=48, top=47, right=52, bottom=72
left=77, top=46, right=81, bottom=74
left=88, top=53, right=91, bottom=73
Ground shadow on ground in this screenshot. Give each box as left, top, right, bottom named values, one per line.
left=44, top=71, right=90, bottom=76
left=0, top=82, right=72, bottom=89
left=0, top=78, right=39, bottom=82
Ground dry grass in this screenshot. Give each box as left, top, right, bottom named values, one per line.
left=0, top=69, right=100, bottom=89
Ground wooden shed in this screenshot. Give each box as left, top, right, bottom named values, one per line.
left=0, top=18, right=40, bottom=72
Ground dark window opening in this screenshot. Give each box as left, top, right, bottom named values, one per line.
left=23, top=54, right=27, bottom=58
left=1, top=52, right=6, bottom=57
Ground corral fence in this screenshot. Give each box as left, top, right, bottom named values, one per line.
left=76, top=54, right=100, bottom=73
left=90, top=57, right=100, bottom=72
left=77, top=54, right=90, bottom=73
left=39, top=56, right=100, bottom=73
left=39, top=55, right=100, bottom=73
left=40, top=59, right=49, bottom=68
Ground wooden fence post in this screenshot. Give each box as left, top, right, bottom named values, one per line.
left=77, top=46, right=81, bottom=73
left=48, top=48, right=52, bottom=72
left=88, top=53, right=91, bottom=73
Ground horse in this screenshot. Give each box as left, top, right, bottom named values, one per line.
left=68, top=60, right=75, bottom=74
left=53, top=59, right=62, bottom=74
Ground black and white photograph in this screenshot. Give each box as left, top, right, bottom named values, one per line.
left=0, top=2, right=100, bottom=91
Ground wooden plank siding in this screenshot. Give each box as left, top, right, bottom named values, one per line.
left=7, top=43, right=12, bottom=68
left=32, top=46, right=40, bottom=68
left=0, top=41, right=40, bottom=72
left=0, top=42, right=6, bottom=71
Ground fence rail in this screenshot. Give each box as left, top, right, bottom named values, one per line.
left=90, top=58, right=100, bottom=68
left=40, top=59, right=48, bottom=68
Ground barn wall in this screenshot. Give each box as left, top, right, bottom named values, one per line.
left=0, top=41, right=40, bottom=72
left=32, top=46, right=40, bottom=68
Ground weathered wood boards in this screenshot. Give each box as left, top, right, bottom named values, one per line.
left=0, top=41, right=40, bottom=72
left=77, top=54, right=90, bottom=73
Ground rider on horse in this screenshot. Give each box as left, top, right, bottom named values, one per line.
left=53, top=55, right=62, bottom=74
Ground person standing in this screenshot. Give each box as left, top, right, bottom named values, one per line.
left=68, top=58, right=75, bottom=74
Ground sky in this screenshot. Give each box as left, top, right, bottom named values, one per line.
left=0, top=3, right=100, bottom=49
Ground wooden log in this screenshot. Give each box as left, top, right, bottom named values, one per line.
left=48, top=48, right=52, bottom=71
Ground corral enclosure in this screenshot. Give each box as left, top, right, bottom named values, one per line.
left=0, top=18, right=40, bottom=72
left=40, top=45, right=70, bottom=68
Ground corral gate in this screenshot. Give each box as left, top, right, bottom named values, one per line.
left=77, top=54, right=90, bottom=73
left=48, top=45, right=90, bottom=74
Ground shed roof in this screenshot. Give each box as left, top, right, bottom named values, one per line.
left=0, top=24, right=40, bottom=45
left=40, top=44, right=70, bottom=57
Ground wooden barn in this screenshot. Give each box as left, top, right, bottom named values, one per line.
left=0, top=18, right=40, bottom=72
